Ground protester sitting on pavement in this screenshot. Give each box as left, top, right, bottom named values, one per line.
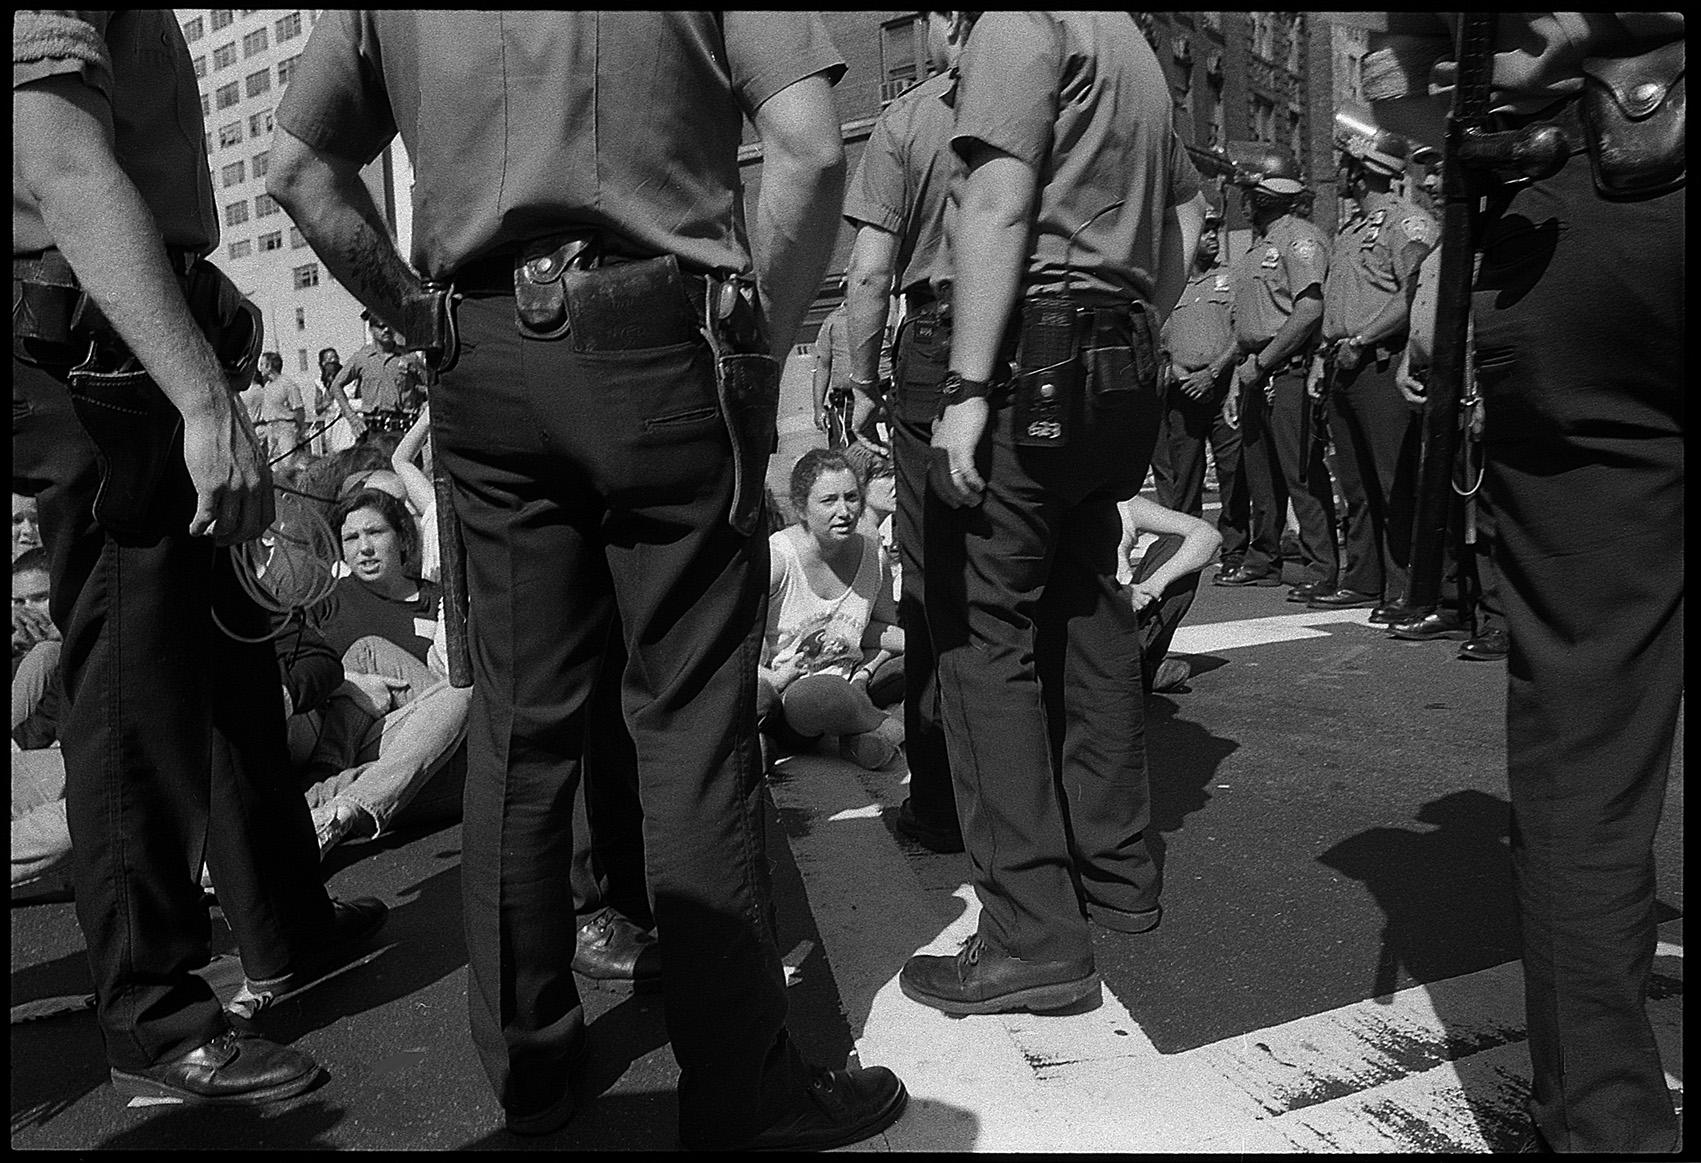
left=12, top=493, right=43, bottom=561
left=11, top=546, right=58, bottom=671
left=1116, top=496, right=1223, bottom=695
left=759, top=450, right=906, bottom=771
left=306, top=487, right=468, bottom=857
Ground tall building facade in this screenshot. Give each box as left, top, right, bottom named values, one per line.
left=176, top=8, right=414, bottom=385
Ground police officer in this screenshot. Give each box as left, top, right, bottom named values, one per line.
left=1358, top=12, right=1683, bottom=1153
left=1155, top=205, right=1251, bottom=578
left=324, top=312, right=426, bottom=440
left=14, top=8, right=385, bottom=1106
left=1216, top=152, right=1337, bottom=596
left=840, top=9, right=978, bottom=856
left=905, top=11, right=1205, bottom=1015
left=270, top=12, right=907, bottom=1149
left=1306, top=113, right=1438, bottom=616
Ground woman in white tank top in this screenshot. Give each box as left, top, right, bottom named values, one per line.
left=759, top=450, right=905, bottom=770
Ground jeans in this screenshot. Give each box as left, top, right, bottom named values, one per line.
left=433, top=292, right=798, bottom=1138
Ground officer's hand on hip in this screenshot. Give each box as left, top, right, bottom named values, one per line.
left=1336, top=336, right=1364, bottom=373
left=1394, top=347, right=1429, bottom=408
left=930, top=398, right=988, bottom=509
left=1223, top=385, right=1242, bottom=429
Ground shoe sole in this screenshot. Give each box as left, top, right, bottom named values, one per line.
left=1389, top=629, right=1470, bottom=642
left=1215, top=577, right=1281, bottom=587
left=110, top=1062, right=323, bottom=1105
left=1458, top=650, right=1507, bottom=661
left=899, top=971, right=1101, bottom=1016
left=893, top=819, right=965, bottom=855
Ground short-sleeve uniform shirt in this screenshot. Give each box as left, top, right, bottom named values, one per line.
left=843, top=68, right=959, bottom=299
left=277, top=11, right=844, bottom=280
left=13, top=10, right=217, bottom=256
left=951, top=11, right=1201, bottom=304
left=1163, top=265, right=1236, bottom=372
left=1234, top=214, right=1331, bottom=349
left=342, top=343, right=421, bottom=415
left=1322, top=192, right=1438, bottom=342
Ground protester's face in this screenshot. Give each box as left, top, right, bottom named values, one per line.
left=11, top=567, right=50, bottom=618
left=340, top=507, right=407, bottom=587
left=12, top=495, right=42, bottom=561
left=802, top=469, right=864, bottom=546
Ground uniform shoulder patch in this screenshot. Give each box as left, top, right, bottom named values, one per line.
left=1400, top=216, right=1435, bottom=243
left=1290, top=236, right=1321, bottom=262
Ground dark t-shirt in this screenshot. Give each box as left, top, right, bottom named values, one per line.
left=315, top=576, right=441, bottom=665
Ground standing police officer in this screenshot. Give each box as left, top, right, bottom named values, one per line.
left=1357, top=12, right=1684, bottom=1154
left=1155, top=205, right=1251, bottom=578
left=1216, top=153, right=1337, bottom=596
left=270, top=11, right=907, bottom=1149
left=840, top=9, right=978, bottom=856
left=903, top=11, right=1204, bottom=1015
left=1308, top=114, right=1438, bottom=616
left=14, top=7, right=385, bottom=1106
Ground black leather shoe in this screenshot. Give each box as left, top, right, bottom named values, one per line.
left=571, top=907, right=662, bottom=984
left=1370, top=602, right=1426, bottom=625
left=1388, top=610, right=1470, bottom=640
left=900, top=934, right=1099, bottom=1015
left=1459, top=628, right=1509, bottom=661
left=1214, top=565, right=1282, bottom=587
left=1307, top=587, right=1380, bottom=609
left=109, top=1028, right=322, bottom=1104
left=1287, top=579, right=1334, bottom=603
left=893, top=798, right=964, bottom=854
left=504, top=1037, right=592, bottom=1137
left=1211, top=557, right=1244, bottom=580
left=683, top=1065, right=908, bottom=1151
left=227, top=896, right=389, bottom=1019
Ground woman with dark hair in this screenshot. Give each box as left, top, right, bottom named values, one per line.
left=758, top=449, right=905, bottom=770
left=302, top=487, right=469, bottom=857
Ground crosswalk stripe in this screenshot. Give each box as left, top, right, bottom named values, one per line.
left=1172, top=608, right=1376, bottom=654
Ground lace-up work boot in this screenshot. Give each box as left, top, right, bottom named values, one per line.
left=899, top=934, right=1099, bottom=1016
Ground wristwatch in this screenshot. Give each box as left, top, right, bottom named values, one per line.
left=937, top=371, right=992, bottom=408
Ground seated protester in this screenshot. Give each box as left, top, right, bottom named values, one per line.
left=759, top=450, right=905, bottom=770
left=12, top=492, right=43, bottom=562
left=1116, top=496, right=1224, bottom=695
left=858, top=459, right=901, bottom=609
left=11, top=546, right=57, bottom=677
left=305, top=487, right=469, bottom=856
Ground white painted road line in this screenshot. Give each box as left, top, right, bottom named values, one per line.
left=1173, top=608, right=1376, bottom=655
left=766, top=750, right=1684, bottom=1151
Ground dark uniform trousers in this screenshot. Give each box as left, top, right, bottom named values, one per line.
left=11, top=358, right=333, bottom=1071
left=569, top=634, right=653, bottom=928
left=1328, top=354, right=1419, bottom=600
left=888, top=308, right=958, bottom=831
left=1155, top=370, right=1250, bottom=566
left=1473, top=158, right=1682, bottom=1153
left=432, top=293, right=796, bottom=1136
left=1239, top=365, right=1338, bottom=583
left=926, top=372, right=1162, bottom=964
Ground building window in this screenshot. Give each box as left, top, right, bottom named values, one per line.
left=249, top=108, right=275, bottom=138
left=183, top=16, right=205, bottom=42
left=1251, top=94, right=1277, bottom=143
left=293, top=262, right=320, bottom=290
left=1208, top=81, right=1226, bottom=150
left=221, top=160, right=246, bottom=188
left=276, top=12, right=303, bottom=42
left=251, top=150, right=269, bottom=178
left=192, top=55, right=207, bottom=78
left=243, top=28, right=269, bottom=57
left=201, top=92, right=212, bottom=117
left=215, top=81, right=241, bottom=110
left=878, top=16, right=924, bottom=103
left=213, top=41, right=237, bottom=70
left=277, top=54, right=302, bottom=88
left=298, top=349, right=311, bottom=373
left=1252, top=12, right=1276, bottom=61
left=228, top=239, right=252, bottom=260
left=289, top=226, right=307, bottom=249
left=294, top=306, right=307, bottom=331
left=262, top=231, right=285, bottom=253
left=217, top=121, right=244, bottom=148
left=225, top=200, right=250, bottom=227
left=246, top=68, right=271, bottom=98
left=255, top=192, right=280, bottom=218
left=210, top=10, right=234, bottom=32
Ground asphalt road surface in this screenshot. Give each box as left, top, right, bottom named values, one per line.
left=11, top=523, right=1683, bottom=1152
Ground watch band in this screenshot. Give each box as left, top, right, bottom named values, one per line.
left=938, top=371, right=992, bottom=407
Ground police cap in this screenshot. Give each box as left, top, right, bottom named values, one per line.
left=1226, top=143, right=1305, bottom=197
left=1335, top=105, right=1414, bottom=176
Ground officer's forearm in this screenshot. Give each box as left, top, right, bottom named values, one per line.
left=1258, top=295, right=1323, bottom=370
left=750, top=76, right=846, bottom=359
left=951, top=150, right=1036, bottom=382
left=267, top=127, right=426, bottom=331
left=1355, top=296, right=1412, bottom=350
left=845, top=227, right=899, bottom=384
left=17, top=78, right=234, bottom=423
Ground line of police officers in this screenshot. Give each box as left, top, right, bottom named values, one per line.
left=13, top=8, right=1679, bottom=1155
